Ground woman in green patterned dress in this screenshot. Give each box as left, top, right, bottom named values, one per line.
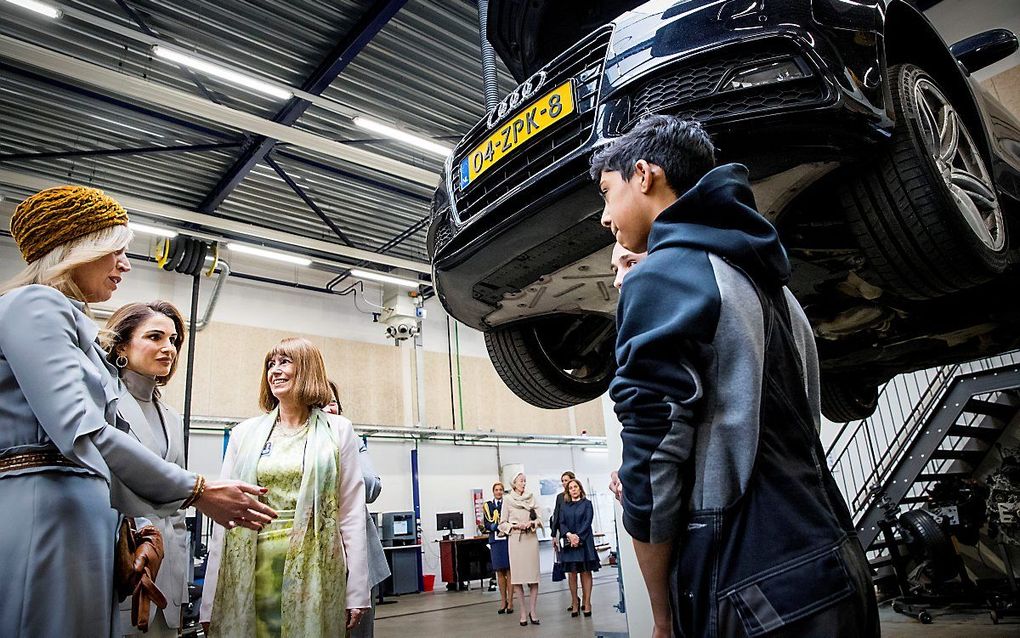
left=201, top=337, right=370, bottom=637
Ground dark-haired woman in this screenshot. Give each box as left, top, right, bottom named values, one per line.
left=559, top=479, right=600, bottom=618
left=103, top=300, right=190, bottom=637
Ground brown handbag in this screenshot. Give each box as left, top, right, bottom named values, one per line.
left=114, top=518, right=169, bottom=632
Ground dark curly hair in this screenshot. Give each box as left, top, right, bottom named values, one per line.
left=590, top=114, right=716, bottom=196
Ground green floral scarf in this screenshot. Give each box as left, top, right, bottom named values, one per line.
left=210, top=408, right=347, bottom=637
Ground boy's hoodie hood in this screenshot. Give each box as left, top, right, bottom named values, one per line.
left=646, top=163, right=791, bottom=288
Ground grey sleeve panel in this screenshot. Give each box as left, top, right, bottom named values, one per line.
left=783, top=288, right=822, bottom=433
left=649, top=404, right=698, bottom=543
left=686, top=255, right=766, bottom=512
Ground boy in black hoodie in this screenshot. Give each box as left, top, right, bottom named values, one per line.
left=592, top=115, right=879, bottom=638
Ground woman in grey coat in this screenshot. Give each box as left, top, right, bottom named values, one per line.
left=326, top=380, right=390, bottom=638
left=0, top=186, right=277, bottom=637
left=103, top=300, right=193, bottom=638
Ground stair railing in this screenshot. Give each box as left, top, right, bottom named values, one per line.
left=826, top=351, right=1020, bottom=524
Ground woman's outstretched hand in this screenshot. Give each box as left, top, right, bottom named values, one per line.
left=195, top=480, right=278, bottom=531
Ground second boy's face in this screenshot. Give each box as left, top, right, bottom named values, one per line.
left=611, top=242, right=647, bottom=290
left=599, top=169, right=653, bottom=253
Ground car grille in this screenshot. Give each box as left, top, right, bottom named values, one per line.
left=451, top=27, right=612, bottom=223
left=431, top=214, right=454, bottom=256
left=630, top=41, right=825, bottom=123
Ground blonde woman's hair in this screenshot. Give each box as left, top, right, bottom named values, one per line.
left=259, top=337, right=334, bottom=413
left=0, top=224, right=133, bottom=301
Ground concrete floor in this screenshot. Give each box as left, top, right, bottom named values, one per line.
left=375, top=570, right=627, bottom=638
left=373, top=568, right=1020, bottom=637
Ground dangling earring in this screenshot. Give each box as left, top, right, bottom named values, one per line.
left=115, top=355, right=128, bottom=369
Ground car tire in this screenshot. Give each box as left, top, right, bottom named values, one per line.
left=820, top=379, right=879, bottom=422
left=841, top=63, right=1008, bottom=300
left=898, top=509, right=959, bottom=583
left=484, top=314, right=616, bottom=409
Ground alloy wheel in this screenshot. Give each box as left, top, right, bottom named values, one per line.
left=912, top=78, right=1004, bottom=251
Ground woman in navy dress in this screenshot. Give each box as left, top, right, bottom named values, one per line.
left=483, top=481, right=512, bottom=614
left=559, top=479, right=600, bottom=618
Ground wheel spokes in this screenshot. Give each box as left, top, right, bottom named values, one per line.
left=937, top=104, right=960, bottom=163
left=915, top=88, right=941, bottom=152
left=949, top=184, right=996, bottom=245
left=951, top=168, right=997, bottom=209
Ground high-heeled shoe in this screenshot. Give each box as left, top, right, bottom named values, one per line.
left=570, top=609, right=580, bottom=618
left=529, top=614, right=541, bottom=626
left=583, top=608, right=592, bottom=618
left=497, top=606, right=507, bottom=615
left=519, top=620, right=527, bottom=627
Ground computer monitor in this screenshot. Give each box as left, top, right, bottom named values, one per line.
left=436, top=511, right=464, bottom=534
left=392, top=518, right=410, bottom=536
left=381, top=511, right=416, bottom=544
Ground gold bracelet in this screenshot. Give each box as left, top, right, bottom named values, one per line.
left=183, top=474, right=206, bottom=508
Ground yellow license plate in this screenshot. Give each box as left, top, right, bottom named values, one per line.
left=459, top=81, right=575, bottom=189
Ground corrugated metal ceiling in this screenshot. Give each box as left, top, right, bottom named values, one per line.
left=0, top=0, right=518, bottom=266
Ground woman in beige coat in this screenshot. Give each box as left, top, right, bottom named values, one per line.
left=499, top=472, right=542, bottom=626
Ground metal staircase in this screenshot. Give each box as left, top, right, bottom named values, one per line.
left=825, top=352, right=1020, bottom=556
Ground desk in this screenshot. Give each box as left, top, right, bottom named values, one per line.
left=382, top=544, right=421, bottom=596
left=438, top=537, right=491, bottom=591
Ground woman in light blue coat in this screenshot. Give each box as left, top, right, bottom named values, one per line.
left=103, top=300, right=193, bottom=638
left=0, top=186, right=277, bottom=637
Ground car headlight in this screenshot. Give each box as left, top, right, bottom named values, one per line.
left=723, top=57, right=809, bottom=91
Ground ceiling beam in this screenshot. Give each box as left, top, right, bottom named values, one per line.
left=0, top=35, right=438, bottom=187
left=200, top=0, right=409, bottom=212
left=0, top=62, right=235, bottom=140
left=0, top=168, right=432, bottom=273
left=0, top=142, right=241, bottom=163
left=41, top=2, right=363, bottom=120
left=273, top=150, right=430, bottom=203
left=265, top=155, right=357, bottom=247
left=112, top=0, right=224, bottom=106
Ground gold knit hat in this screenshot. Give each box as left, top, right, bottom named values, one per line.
left=11, top=185, right=129, bottom=263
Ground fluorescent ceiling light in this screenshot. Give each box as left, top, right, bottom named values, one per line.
left=152, top=46, right=293, bottom=100
left=4, top=0, right=61, bottom=19
left=130, top=222, right=178, bottom=238
left=582, top=447, right=608, bottom=454
left=350, top=268, right=421, bottom=289
left=353, top=117, right=452, bottom=157
left=228, top=242, right=311, bottom=266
